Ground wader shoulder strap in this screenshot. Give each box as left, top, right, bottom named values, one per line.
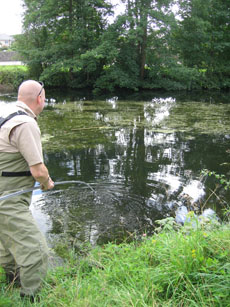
left=0, top=111, right=32, bottom=177
left=0, top=111, right=28, bottom=128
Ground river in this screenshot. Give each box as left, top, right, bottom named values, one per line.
left=1, top=90, right=230, bottom=247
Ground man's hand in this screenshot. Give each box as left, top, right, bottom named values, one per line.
left=41, top=175, right=55, bottom=190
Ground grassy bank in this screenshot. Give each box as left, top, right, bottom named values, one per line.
left=1, top=215, right=230, bottom=306
left=0, top=65, right=29, bottom=91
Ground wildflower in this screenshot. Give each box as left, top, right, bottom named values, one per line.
left=203, top=232, right=208, bottom=237
left=152, top=240, right=157, bottom=244
left=192, top=249, right=196, bottom=258
left=142, top=233, right=147, bottom=237
left=187, top=211, right=195, bottom=218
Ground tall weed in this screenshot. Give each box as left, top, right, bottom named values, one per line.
left=1, top=219, right=230, bottom=306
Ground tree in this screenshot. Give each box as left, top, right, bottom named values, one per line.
left=120, top=0, right=174, bottom=81
left=93, top=0, right=179, bottom=92
left=174, top=0, right=230, bottom=88
left=16, top=0, right=113, bottom=87
left=15, top=0, right=230, bottom=91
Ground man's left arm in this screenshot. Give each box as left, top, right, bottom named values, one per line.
left=12, top=121, right=54, bottom=190
left=30, top=163, right=54, bottom=190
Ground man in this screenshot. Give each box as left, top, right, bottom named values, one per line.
left=0, top=80, right=54, bottom=299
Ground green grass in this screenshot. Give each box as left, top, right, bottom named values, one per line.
left=1, top=216, right=230, bottom=306
left=0, top=65, right=27, bottom=71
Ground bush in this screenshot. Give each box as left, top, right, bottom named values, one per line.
left=0, top=66, right=29, bottom=90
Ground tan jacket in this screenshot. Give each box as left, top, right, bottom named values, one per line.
left=0, top=101, right=43, bottom=166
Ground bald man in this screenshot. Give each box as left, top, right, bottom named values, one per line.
left=0, top=80, right=54, bottom=300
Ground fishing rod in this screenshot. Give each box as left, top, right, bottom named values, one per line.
left=0, top=180, right=95, bottom=202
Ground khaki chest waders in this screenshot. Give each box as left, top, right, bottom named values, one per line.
left=0, top=123, right=49, bottom=296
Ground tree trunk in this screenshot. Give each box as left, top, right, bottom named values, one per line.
left=139, top=0, right=148, bottom=80
left=140, top=23, right=147, bottom=80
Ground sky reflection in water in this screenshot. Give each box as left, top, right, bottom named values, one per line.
left=1, top=92, right=230, bottom=246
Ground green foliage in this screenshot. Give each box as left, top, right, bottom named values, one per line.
left=0, top=268, right=11, bottom=307
left=0, top=298, right=12, bottom=307
left=0, top=46, right=9, bottom=52
left=15, top=0, right=113, bottom=88
left=155, top=217, right=182, bottom=232
left=175, top=0, right=230, bottom=89
left=201, top=168, right=230, bottom=221
left=0, top=267, right=6, bottom=284
left=12, top=0, right=230, bottom=91
left=202, top=169, right=230, bottom=191
left=1, top=219, right=230, bottom=306
left=144, top=62, right=205, bottom=90
left=0, top=66, right=29, bottom=90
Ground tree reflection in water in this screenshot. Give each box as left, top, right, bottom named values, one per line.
left=24, top=94, right=230, bottom=246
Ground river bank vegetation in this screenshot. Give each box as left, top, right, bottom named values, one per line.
left=0, top=66, right=29, bottom=91
left=0, top=211, right=230, bottom=306
left=10, top=0, right=230, bottom=93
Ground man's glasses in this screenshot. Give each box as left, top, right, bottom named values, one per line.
left=37, top=81, right=44, bottom=96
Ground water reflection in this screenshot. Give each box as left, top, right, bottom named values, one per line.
left=30, top=194, right=51, bottom=236
left=106, top=96, right=118, bottom=109
left=2, top=92, right=230, bottom=247
left=36, top=132, right=229, bottom=246
left=144, top=97, right=175, bottom=126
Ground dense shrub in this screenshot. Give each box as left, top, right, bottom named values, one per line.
left=0, top=66, right=29, bottom=90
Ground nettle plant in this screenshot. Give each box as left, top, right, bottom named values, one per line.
left=201, top=168, right=230, bottom=220
left=201, top=169, right=230, bottom=191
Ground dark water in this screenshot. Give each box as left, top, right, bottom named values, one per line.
left=1, top=90, right=230, bottom=247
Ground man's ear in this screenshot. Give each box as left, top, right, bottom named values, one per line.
left=35, top=95, right=43, bottom=113
left=37, top=95, right=42, bottom=105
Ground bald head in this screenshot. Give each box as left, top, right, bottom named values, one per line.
left=18, top=80, right=45, bottom=115
left=18, top=80, right=43, bottom=103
